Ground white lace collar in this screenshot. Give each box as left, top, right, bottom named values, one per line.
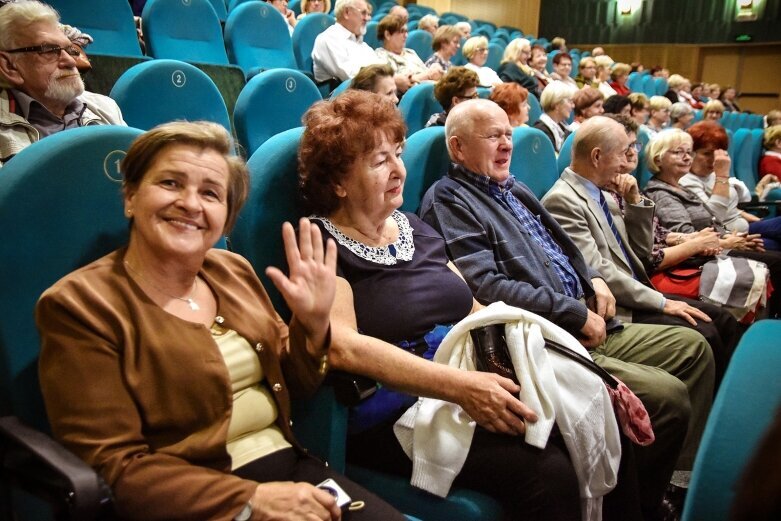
left=311, top=211, right=415, bottom=265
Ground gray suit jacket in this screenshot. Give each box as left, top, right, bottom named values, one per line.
left=542, top=169, right=664, bottom=321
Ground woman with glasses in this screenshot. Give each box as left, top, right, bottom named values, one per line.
left=462, top=36, right=501, bottom=88
left=701, top=100, right=725, bottom=123
left=644, top=129, right=781, bottom=316
left=533, top=81, right=577, bottom=154
left=574, top=57, right=599, bottom=90
left=528, top=45, right=553, bottom=92
left=297, top=0, right=330, bottom=19
left=423, top=25, right=462, bottom=73
left=425, top=66, right=479, bottom=127
left=375, top=14, right=442, bottom=87
left=669, top=102, right=695, bottom=130
left=550, top=52, right=578, bottom=88
left=642, top=96, right=672, bottom=139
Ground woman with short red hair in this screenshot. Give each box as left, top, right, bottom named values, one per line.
left=489, top=82, right=530, bottom=127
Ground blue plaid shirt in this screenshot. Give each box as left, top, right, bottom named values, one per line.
left=465, top=169, right=584, bottom=299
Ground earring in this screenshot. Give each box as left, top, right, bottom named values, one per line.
left=126, top=209, right=133, bottom=217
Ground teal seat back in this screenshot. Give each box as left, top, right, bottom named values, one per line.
left=142, top=0, right=229, bottom=65
left=749, top=128, right=765, bottom=182
left=398, top=82, right=443, bottom=137
left=485, top=42, right=504, bottom=71
left=735, top=112, right=749, bottom=129
left=405, top=30, right=434, bottom=63
left=546, top=50, right=559, bottom=73
left=292, top=13, right=335, bottom=74
left=400, top=127, right=449, bottom=213
left=208, top=0, right=229, bottom=21
left=527, top=92, right=542, bottom=125
left=48, top=0, right=142, bottom=56
left=635, top=126, right=654, bottom=189
left=110, top=59, right=231, bottom=131
left=732, top=128, right=757, bottom=192
left=557, top=131, right=575, bottom=175
left=641, top=74, right=656, bottom=98
left=233, top=69, right=322, bottom=156
left=230, top=127, right=306, bottom=318
left=0, top=126, right=143, bottom=429
left=693, top=109, right=703, bottom=123
left=510, top=126, right=559, bottom=199
left=654, top=77, right=668, bottom=96
left=225, top=2, right=297, bottom=78
left=627, top=73, right=641, bottom=93
left=329, top=78, right=352, bottom=98
left=364, top=21, right=381, bottom=49
left=451, top=38, right=467, bottom=66
left=681, top=320, right=781, bottom=521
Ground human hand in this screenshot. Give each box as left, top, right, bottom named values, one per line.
left=608, top=174, right=641, bottom=204
left=720, top=231, right=764, bottom=252
left=590, top=277, right=616, bottom=320
left=266, top=218, right=337, bottom=339
left=394, top=73, right=413, bottom=93
left=756, top=174, right=779, bottom=194
left=427, top=63, right=444, bottom=81
left=249, top=481, right=340, bottom=520
left=579, top=309, right=606, bottom=349
left=458, top=371, right=537, bottom=436
left=662, top=299, right=711, bottom=326
left=713, top=149, right=731, bottom=179
left=691, top=227, right=721, bottom=255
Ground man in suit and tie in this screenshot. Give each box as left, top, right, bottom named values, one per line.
left=541, top=115, right=739, bottom=384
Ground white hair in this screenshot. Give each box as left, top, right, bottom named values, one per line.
left=0, top=0, right=60, bottom=50
left=333, top=0, right=363, bottom=20
left=540, top=80, right=577, bottom=112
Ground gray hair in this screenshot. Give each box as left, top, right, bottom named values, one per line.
left=646, top=129, right=692, bottom=174
left=333, top=0, right=363, bottom=19
left=0, top=0, right=60, bottom=50
left=670, top=102, right=693, bottom=123
left=572, top=116, right=625, bottom=159
left=540, top=80, right=577, bottom=112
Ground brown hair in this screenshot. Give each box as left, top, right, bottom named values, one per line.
left=377, top=14, right=405, bottom=42
left=121, top=121, right=249, bottom=234
left=432, top=25, right=461, bottom=52
left=434, top=66, right=479, bottom=111
left=572, top=87, right=602, bottom=116
left=298, top=90, right=406, bottom=215
left=490, top=83, right=529, bottom=120
left=350, top=63, right=394, bottom=91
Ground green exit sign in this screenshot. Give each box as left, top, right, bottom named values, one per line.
left=735, top=34, right=753, bottom=42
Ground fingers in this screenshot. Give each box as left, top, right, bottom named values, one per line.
left=281, top=221, right=301, bottom=274
left=312, top=487, right=341, bottom=520
left=308, top=217, right=324, bottom=263
left=297, top=218, right=314, bottom=262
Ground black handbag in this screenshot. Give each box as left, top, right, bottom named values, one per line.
left=470, top=324, right=618, bottom=389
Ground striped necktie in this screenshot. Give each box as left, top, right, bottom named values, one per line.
left=598, top=191, right=637, bottom=279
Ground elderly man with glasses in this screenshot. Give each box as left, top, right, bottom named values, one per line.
left=0, top=0, right=124, bottom=167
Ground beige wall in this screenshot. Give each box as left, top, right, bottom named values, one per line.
left=416, top=0, right=540, bottom=35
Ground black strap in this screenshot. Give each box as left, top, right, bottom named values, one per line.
left=544, top=338, right=619, bottom=389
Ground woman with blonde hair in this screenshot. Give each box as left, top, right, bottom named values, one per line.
left=497, top=38, right=539, bottom=97
left=643, top=95, right=672, bottom=138
left=701, top=100, right=725, bottom=122
left=533, top=81, right=577, bottom=153
left=297, top=0, right=330, bottom=19
left=417, top=13, right=439, bottom=35
left=664, top=74, right=687, bottom=104
left=462, top=35, right=502, bottom=87
left=424, top=25, right=462, bottom=72
left=594, top=55, right=617, bottom=98
left=574, top=57, right=598, bottom=89
left=628, top=92, right=650, bottom=125
left=609, top=63, right=632, bottom=96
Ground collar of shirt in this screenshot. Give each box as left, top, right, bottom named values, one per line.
left=764, top=150, right=781, bottom=160
left=450, top=163, right=514, bottom=198
left=566, top=167, right=603, bottom=203
left=10, top=88, right=86, bottom=122
left=334, top=21, right=363, bottom=44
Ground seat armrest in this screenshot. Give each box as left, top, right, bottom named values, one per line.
left=0, top=416, right=113, bottom=520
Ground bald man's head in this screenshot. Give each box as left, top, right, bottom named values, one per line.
left=446, top=99, right=513, bottom=181
left=570, top=116, right=631, bottom=187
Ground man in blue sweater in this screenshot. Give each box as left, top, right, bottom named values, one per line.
left=419, top=98, right=714, bottom=518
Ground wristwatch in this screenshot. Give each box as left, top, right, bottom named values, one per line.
left=234, top=502, right=252, bottom=521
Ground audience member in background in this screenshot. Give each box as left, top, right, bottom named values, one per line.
left=37, top=120, right=406, bottom=521
left=569, top=86, right=603, bottom=130
left=419, top=99, right=714, bottom=521
left=603, top=95, right=631, bottom=117
left=550, top=52, right=578, bottom=88
left=350, top=63, right=398, bottom=104
left=417, top=13, right=439, bottom=35
left=528, top=45, right=552, bottom=91
left=678, top=79, right=702, bottom=109
left=643, top=95, right=672, bottom=138
left=490, top=82, right=530, bottom=127
left=312, top=0, right=383, bottom=84
left=643, top=129, right=781, bottom=317
left=680, top=121, right=781, bottom=251
left=609, top=62, right=632, bottom=96
left=299, top=91, right=589, bottom=520
left=297, top=0, right=330, bottom=20
left=719, top=86, right=741, bottom=112
left=424, top=25, right=461, bottom=73
left=574, top=56, right=598, bottom=89
left=425, top=66, right=479, bottom=127
left=375, top=14, right=442, bottom=86
left=701, top=99, right=725, bottom=122
left=760, top=125, right=781, bottom=181
left=631, top=62, right=644, bottom=73
left=542, top=115, right=739, bottom=385
left=497, top=38, right=539, bottom=98
left=388, top=4, right=408, bottom=24
left=462, top=36, right=501, bottom=87
left=670, top=102, right=694, bottom=130
left=628, top=92, right=650, bottom=125
left=0, top=0, right=125, bottom=168
left=267, top=0, right=297, bottom=35
left=700, top=84, right=712, bottom=102
left=690, top=83, right=706, bottom=106
left=533, top=81, right=576, bottom=154
left=592, top=46, right=606, bottom=57
left=708, top=83, right=721, bottom=101
left=765, top=109, right=781, bottom=128
left=664, top=74, right=687, bottom=104
left=594, top=55, right=617, bottom=98
left=454, top=21, right=471, bottom=39
left=551, top=36, right=567, bottom=52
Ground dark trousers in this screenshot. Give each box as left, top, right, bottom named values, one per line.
left=348, top=419, right=643, bottom=521
left=632, top=294, right=742, bottom=387
left=234, top=448, right=405, bottom=520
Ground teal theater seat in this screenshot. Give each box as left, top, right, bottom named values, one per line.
left=510, top=126, right=559, bottom=198
left=292, top=13, right=335, bottom=74
left=229, top=129, right=503, bottom=520
left=405, top=29, right=434, bottom=63
left=233, top=68, right=322, bottom=156
left=557, top=131, right=576, bottom=175
left=398, top=82, right=443, bottom=136
left=110, top=59, right=231, bottom=131
left=627, top=72, right=642, bottom=93
left=654, top=77, right=668, bottom=96
left=730, top=128, right=754, bottom=190
left=47, top=0, right=143, bottom=57
left=208, top=0, right=229, bottom=21
left=400, top=127, right=450, bottom=213
left=641, top=74, right=656, bottom=98
left=527, top=92, right=542, bottom=125
left=635, top=126, right=654, bottom=189
left=0, top=126, right=144, bottom=519
left=486, top=42, right=504, bottom=71
left=681, top=320, right=781, bottom=521
left=330, top=78, right=352, bottom=98
left=225, top=1, right=298, bottom=79
left=142, top=0, right=230, bottom=65
left=364, top=21, right=381, bottom=49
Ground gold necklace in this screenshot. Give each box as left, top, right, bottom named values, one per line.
left=124, top=261, right=201, bottom=311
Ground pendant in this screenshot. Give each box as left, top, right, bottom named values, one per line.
left=186, top=299, right=200, bottom=311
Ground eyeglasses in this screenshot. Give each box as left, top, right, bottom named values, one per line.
left=667, top=148, right=694, bottom=158
left=475, top=47, right=488, bottom=53
left=625, top=142, right=642, bottom=155
left=3, top=43, right=81, bottom=62
left=349, top=6, right=370, bottom=17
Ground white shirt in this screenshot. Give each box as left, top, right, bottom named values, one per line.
left=312, top=22, right=383, bottom=82
left=680, top=172, right=752, bottom=232
left=597, top=80, right=617, bottom=99
left=464, top=62, right=502, bottom=87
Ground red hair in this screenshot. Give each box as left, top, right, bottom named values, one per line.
left=489, top=83, right=529, bottom=120
left=687, top=120, right=728, bottom=150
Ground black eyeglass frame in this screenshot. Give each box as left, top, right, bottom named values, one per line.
left=2, top=44, right=81, bottom=58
